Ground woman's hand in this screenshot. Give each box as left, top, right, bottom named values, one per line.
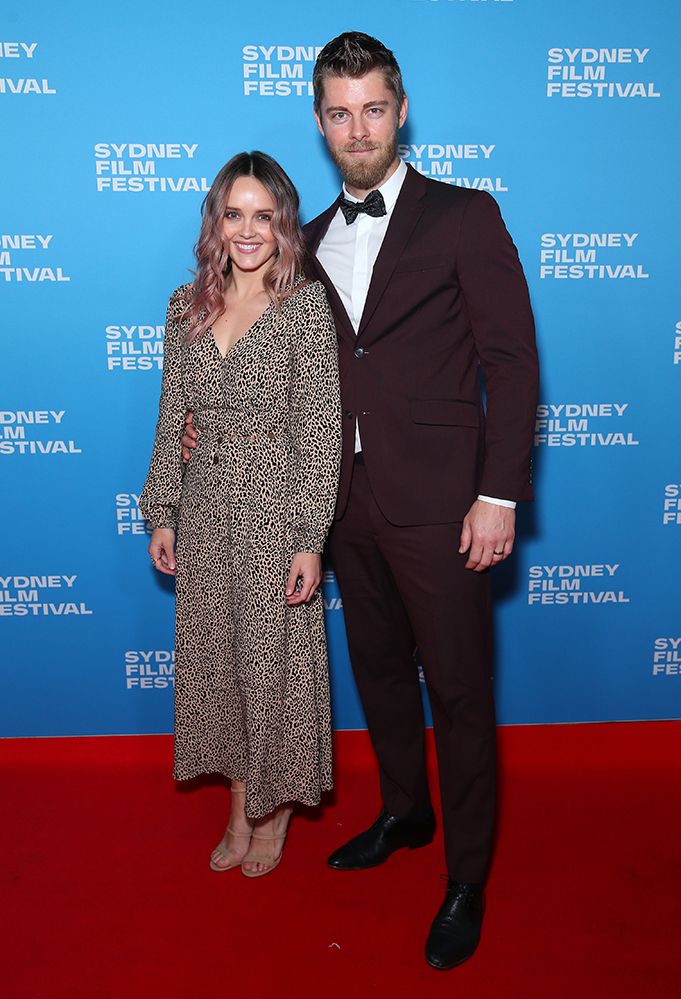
left=181, top=411, right=198, bottom=464
left=285, top=552, right=322, bottom=606
left=148, top=528, right=177, bottom=576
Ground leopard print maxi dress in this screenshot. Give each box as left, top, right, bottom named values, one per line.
left=139, top=279, right=341, bottom=817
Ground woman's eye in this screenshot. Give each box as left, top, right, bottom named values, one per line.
left=224, top=211, right=239, bottom=219
left=258, top=215, right=272, bottom=222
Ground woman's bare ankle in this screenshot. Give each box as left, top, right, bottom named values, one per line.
left=227, top=780, right=253, bottom=834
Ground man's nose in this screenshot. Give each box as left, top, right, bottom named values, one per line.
left=349, top=116, right=369, bottom=142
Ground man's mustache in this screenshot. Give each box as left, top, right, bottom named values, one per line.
left=341, top=143, right=380, bottom=153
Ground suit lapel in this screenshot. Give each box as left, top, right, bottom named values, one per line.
left=305, top=200, right=356, bottom=344
left=305, top=200, right=339, bottom=257
left=357, top=165, right=427, bottom=338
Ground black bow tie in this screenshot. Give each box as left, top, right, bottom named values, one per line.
left=339, top=189, right=387, bottom=225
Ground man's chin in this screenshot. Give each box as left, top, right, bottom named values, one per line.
left=337, top=151, right=394, bottom=192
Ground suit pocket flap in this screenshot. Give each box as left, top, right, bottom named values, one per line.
left=394, top=254, right=449, bottom=274
left=410, top=398, right=479, bottom=428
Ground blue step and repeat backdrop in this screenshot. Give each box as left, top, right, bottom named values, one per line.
left=2, top=1, right=680, bottom=738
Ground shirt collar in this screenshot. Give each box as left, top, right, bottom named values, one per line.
left=342, top=158, right=407, bottom=213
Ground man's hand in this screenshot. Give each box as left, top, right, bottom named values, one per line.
left=285, top=552, right=322, bottom=606
left=459, top=500, right=515, bottom=572
left=149, top=528, right=177, bottom=576
left=181, top=411, right=198, bottom=463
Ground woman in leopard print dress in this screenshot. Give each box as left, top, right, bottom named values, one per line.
left=139, top=152, right=341, bottom=876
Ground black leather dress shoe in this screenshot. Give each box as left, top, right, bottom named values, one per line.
left=425, top=880, right=485, bottom=970
left=327, top=807, right=436, bottom=870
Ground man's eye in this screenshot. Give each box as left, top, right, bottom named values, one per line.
left=332, top=112, right=346, bottom=121
left=368, top=107, right=382, bottom=115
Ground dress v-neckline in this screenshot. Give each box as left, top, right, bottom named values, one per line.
left=211, top=301, right=274, bottom=361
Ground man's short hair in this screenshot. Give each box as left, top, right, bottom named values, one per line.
left=313, top=32, right=405, bottom=114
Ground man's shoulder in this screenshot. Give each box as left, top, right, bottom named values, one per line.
left=410, top=174, right=509, bottom=243
left=302, top=204, right=337, bottom=240
left=416, top=170, right=496, bottom=213
left=303, top=209, right=329, bottom=231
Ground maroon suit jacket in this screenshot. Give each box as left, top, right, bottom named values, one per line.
left=304, top=164, right=539, bottom=526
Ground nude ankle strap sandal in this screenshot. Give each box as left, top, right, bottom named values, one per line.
left=240, top=830, right=288, bottom=879
left=209, top=827, right=253, bottom=872
left=209, top=786, right=251, bottom=872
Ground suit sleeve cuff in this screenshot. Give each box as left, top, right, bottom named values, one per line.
left=477, top=495, right=517, bottom=510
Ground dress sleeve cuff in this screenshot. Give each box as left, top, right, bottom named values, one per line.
left=141, top=505, right=178, bottom=532
left=292, top=533, right=324, bottom=555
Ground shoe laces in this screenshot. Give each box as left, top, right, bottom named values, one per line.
left=439, top=874, right=482, bottom=899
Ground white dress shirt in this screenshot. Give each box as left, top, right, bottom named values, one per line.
left=316, top=159, right=514, bottom=510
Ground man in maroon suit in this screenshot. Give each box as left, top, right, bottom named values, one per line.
left=307, top=32, right=538, bottom=970
left=184, top=31, right=538, bottom=970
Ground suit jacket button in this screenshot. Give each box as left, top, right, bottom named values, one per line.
left=354, top=347, right=365, bottom=358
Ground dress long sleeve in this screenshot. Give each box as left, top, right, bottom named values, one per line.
left=139, top=287, right=187, bottom=531
left=287, top=281, right=342, bottom=553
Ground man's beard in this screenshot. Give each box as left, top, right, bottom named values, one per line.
left=332, top=132, right=398, bottom=192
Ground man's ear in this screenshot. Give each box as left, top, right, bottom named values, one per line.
left=313, top=109, right=325, bottom=137
left=398, top=95, right=409, bottom=129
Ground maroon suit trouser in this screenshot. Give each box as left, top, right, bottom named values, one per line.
left=328, top=460, right=497, bottom=884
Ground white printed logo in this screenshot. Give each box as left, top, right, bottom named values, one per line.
left=0, top=410, right=82, bottom=456
left=546, top=48, right=660, bottom=99
left=94, top=143, right=209, bottom=193
left=673, top=322, right=681, bottom=366
left=242, top=45, right=321, bottom=97
left=322, top=570, right=343, bottom=612
left=534, top=403, right=638, bottom=448
left=528, top=564, right=629, bottom=606
left=0, top=41, right=56, bottom=95
left=398, top=143, right=507, bottom=192
left=663, top=485, right=681, bottom=526
left=652, top=638, right=681, bottom=677
left=540, top=233, right=648, bottom=280
left=115, top=494, right=151, bottom=536
left=105, top=325, right=164, bottom=371
left=0, top=575, right=92, bottom=617
left=125, top=650, right=175, bottom=690
left=0, top=233, right=70, bottom=283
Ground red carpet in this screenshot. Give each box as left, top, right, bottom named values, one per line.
left=2, top=723, right=680, bottom=998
